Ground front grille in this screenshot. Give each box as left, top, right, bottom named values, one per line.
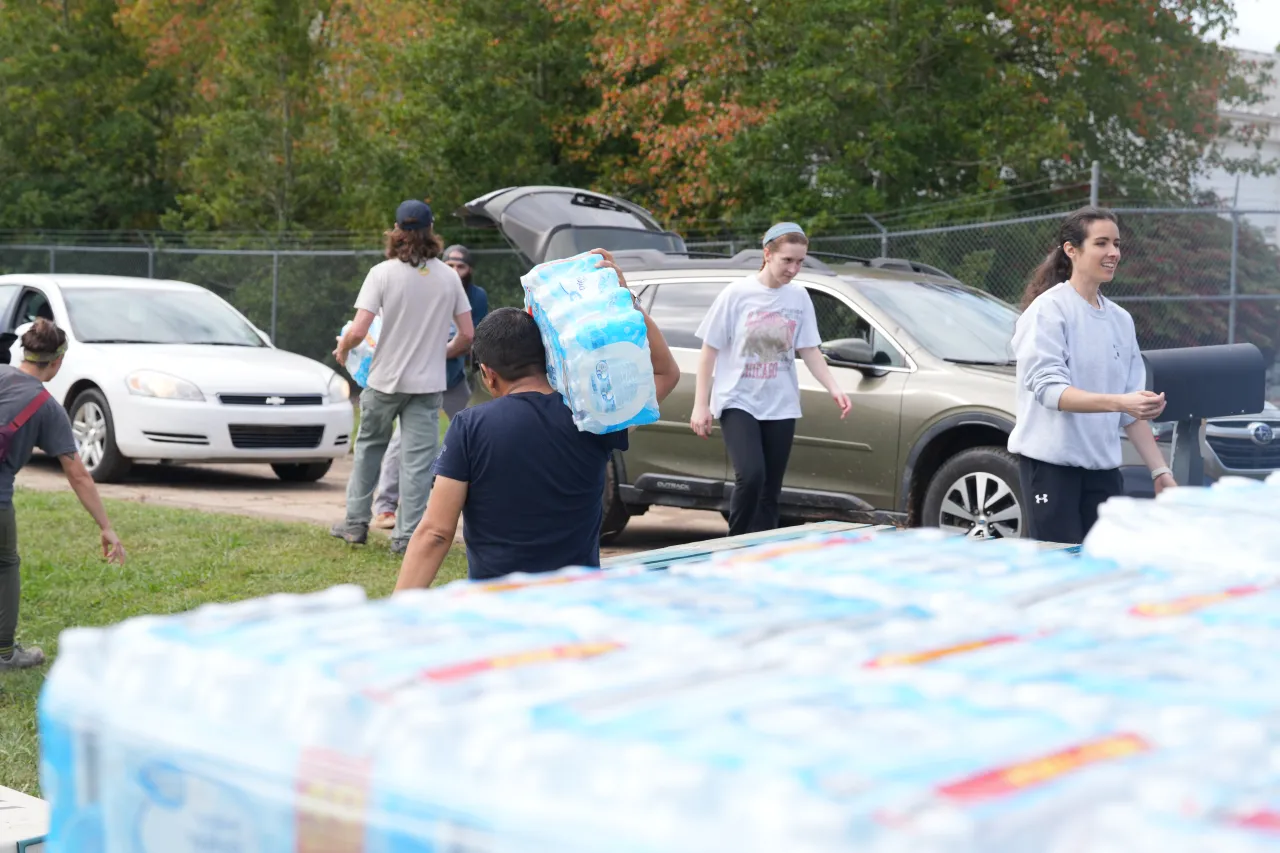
left=228, top=425, right=324, bottom=450
left=218, top=394, right=324, bottom=407
left=1207, top=436, right=1280, bottom=470
left=143, top=431, right=209, bottom=446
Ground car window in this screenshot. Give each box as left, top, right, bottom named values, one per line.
left=62, top=287, right=266, bottom=346
left=806, top=288, right=906, bottom=368
left=648, top=281, right=730, bottom=348
left=853, top=278, right=1017, bottom=364
left=14, top=288, right=53, bottom=327
left=0, top=285, right=20, bottom=329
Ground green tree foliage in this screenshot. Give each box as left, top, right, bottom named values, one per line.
left=0, top=0, right=1272, bottom=234
left=0, top=0, right=178, bottom=229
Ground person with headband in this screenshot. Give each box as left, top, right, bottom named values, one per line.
left=690, top=222, right=851, bottom=536
left=0, top=319, right=126, bottom=671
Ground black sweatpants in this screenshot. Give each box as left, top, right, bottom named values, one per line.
left=1019, top=456, right=1123, bottom=545
left=0, top=505, right=18, bottom=652
left=721, top=408, right=796, bottom=537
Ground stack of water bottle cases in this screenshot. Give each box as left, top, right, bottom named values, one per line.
left=37, top=471, right=1280, bottom=852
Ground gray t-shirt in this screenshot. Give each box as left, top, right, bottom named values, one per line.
left=0, top=367, right=77, bottom=505
left=355, top=258, right=472, bottom=395
left=1007, top=282, right=1145, bottom=470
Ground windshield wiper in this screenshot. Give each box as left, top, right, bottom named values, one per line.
left=192, top=341, right=262, bottom=347
left=81, top=338, right=166, bottom=344
left=944, top=358, right=1016, bottom=366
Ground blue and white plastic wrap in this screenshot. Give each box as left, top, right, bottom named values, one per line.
left=520, top=252, right=660, bottom=434
left=37, top=475, right=1280, bottom=852
left=338, top=315, right=382, bottom=389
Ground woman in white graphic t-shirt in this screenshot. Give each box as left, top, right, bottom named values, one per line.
left=690, top=223, right=851, bottom=536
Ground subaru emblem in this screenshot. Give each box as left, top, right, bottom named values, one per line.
left=1249, top=422, right=1274, bottom=446
left=265, top=396, right=286, bottom=406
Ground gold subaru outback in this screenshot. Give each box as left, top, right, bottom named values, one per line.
left=459, top=186, right=1279, bottom=540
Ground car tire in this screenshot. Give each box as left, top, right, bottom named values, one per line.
left=272, top=461, right=333, bottom=483
left=921, top=446, right=1025, bottom=540
left=600, top=458, right=630, bottom=543
left=68, top=388, right=130, bottom=483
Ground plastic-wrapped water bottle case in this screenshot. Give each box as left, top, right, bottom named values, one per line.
left=521, top=251, right=660, bottom=435
left=39, top=477, right=1280, bottom=851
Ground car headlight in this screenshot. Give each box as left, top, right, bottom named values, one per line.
left=126, top=370, right=205, bottom=401
left=328, top=372, right=351, bottom=403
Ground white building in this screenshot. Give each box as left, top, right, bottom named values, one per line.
left=1200, top=48, right=1280, bottom=244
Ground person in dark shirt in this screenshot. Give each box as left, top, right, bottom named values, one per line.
left=0, top=320, right=126, bottom=671
left=394, top=249, right=679, bottom=587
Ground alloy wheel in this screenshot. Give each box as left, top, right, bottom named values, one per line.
left=72, top=401, right=107, bottom=471
left=936, top=470, right=1023, bottom=539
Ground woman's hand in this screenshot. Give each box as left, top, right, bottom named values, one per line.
left=831, top=389, right=851, bottom=418
left=690, top=403, right=714, bottom=438
left=1154, top=472, right=1177, bottom=495
left=1115, top=390, right=1166, bottom=421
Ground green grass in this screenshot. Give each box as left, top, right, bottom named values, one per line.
left=0, top=488, right=468, bottom=797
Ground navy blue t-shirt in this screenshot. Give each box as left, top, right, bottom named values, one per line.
left=433, top=391, right=629, bottom=581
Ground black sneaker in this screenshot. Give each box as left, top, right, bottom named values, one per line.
left=389, top=539, right=408, bottom=556
left=329, top=521, right=368, bottom=545
left=0, top=644, right=45, bottom=671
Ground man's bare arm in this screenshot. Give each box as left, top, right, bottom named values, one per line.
left=395, top=476, right=468, bottom=591
left=59, top=453, right=126, bottom=564
left=334, top=309, right=376, bottom=363
left=445, top=311, right=475, bottom=360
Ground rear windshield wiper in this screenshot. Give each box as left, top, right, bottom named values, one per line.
left=944, top=358, right=1016, bottom=366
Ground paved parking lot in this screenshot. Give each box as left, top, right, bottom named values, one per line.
left=15, top=455, right=729, bottom=558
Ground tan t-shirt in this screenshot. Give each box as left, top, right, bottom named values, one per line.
left=355, top=258, right=471, bottom=394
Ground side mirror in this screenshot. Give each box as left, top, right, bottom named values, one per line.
left=820, top=338, right=886, bottom=377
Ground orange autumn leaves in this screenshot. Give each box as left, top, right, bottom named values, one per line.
left=544, top=0, right=770, bottom=219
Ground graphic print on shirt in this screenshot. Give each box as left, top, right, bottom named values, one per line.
left=738, top=309, right=801, bottom=380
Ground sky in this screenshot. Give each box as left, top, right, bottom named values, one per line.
left=1221, top=0, right=1280, bottom=55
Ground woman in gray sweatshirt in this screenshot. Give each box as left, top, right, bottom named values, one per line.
left=1007, top=207, right=1177, bottom=544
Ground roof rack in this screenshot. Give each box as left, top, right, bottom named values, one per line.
left=608, top=248, right=958, bottom=281
left=867, top=257, right=958, bottom=281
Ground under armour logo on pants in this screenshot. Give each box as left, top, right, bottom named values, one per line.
left=1036, top=494, right=1048, bottom=504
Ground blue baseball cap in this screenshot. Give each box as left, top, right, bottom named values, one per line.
left=762, top=222, right=805, bottom=246
left=395, top=200, right=434, bottom=232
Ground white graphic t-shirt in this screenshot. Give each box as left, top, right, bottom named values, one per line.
left=696, top=275, right=822, bottom=420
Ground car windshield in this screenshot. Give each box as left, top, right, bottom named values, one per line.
left=64, top=287, right=267, bottom=347
left=852, top=278, right=1018, bottom=364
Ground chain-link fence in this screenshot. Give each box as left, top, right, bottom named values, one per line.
left=3, top=207, right=1279, bottom=398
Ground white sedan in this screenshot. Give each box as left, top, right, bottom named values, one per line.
left=0, top=274, right=353, bottom=482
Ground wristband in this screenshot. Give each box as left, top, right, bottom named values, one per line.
left=1150, top=466, right=1172, bottom=481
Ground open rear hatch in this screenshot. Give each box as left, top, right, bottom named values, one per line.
left=456, top=186, right=687, bottom=266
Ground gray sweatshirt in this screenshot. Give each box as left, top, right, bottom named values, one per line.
left=1007, top=282, right=1145, bottom=470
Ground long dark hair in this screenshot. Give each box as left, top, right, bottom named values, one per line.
left=384, top=226, right=444, bottom=267
left=1020, top=206, right=1118, bottom=310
